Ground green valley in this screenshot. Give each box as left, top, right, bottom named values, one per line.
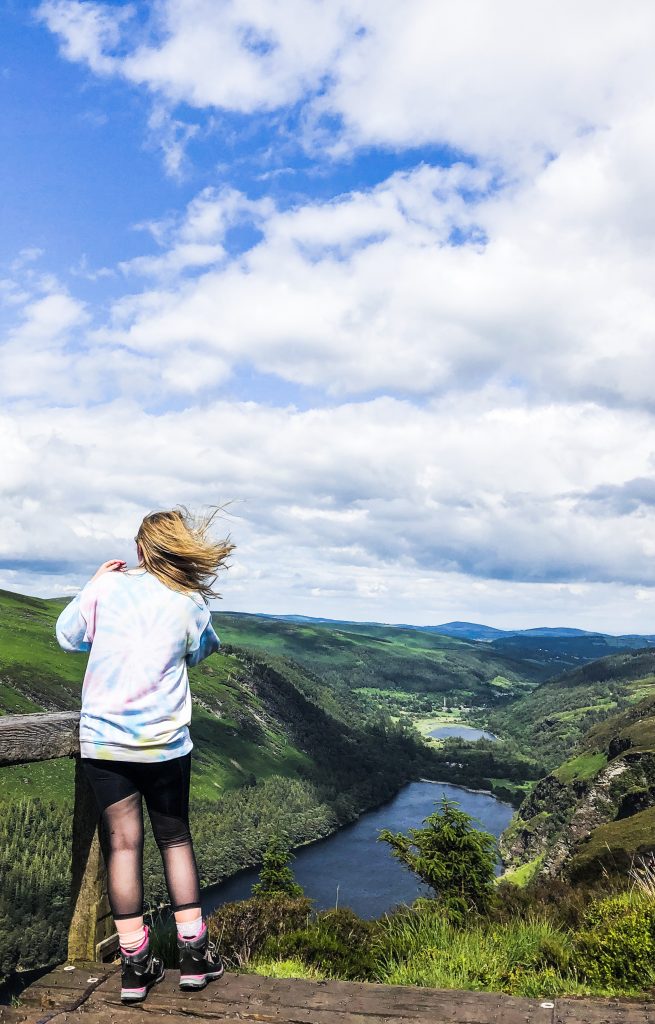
left=5, top=589, right=655, bottom=989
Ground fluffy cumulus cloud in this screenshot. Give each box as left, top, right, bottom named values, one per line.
left=38, top=0, right=655, bottom=168
left=2, top=0, right=655, bottom=627
left=86, top=142, right=655, bottom=406
left=3, top=394, right=655, bottom=630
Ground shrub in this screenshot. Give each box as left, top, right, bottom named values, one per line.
left=491, top=875, right=606, bottom=929
left=571, top=891, right=655, bottom=988
left=263, top=908, right=382, bottom=980
left=207, top=894, right=313, bottom=968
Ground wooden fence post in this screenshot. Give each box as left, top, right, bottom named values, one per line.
left=67, top=757, right=118, bottom=963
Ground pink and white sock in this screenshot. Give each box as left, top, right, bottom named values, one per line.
left=119, top=924, right=148, bottom=953
left=177, top=915, right=204, bottom=940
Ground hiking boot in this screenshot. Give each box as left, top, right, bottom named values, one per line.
left=177, top=923, right=225, bottom=990
left=120, top=925, right=165, bottom=1003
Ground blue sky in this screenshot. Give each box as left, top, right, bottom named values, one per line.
left=2, top=0, right=655, bottom=632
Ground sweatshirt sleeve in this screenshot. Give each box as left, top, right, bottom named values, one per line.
left=55, top=580, right=99, bottom=653
left=186, top=602, right=220, bottom=667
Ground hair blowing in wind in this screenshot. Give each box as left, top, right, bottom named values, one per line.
left=136, top=506, right=235, bottom=601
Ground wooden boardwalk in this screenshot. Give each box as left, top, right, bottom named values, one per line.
left=2, top=961, right=654, bottom=1024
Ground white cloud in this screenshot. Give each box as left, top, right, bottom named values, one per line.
left=38, top=0, right=131, bottom=76
left=2, top=393, right=655, bottom=631
left=68, top=137, right=654, bottom=407
left=0, top=291, right=89, bottom=400
left=146, top=103, right=200, bottom=180
left=119, top=186, right=273, bottom=278
left=38, top=0, right=655, bottom=168
left=14, top=0, right=655, bottom=628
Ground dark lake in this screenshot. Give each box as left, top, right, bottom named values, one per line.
left=429, top=725, right=497, bottom=741
left=200, top=780, right=513, bottom=920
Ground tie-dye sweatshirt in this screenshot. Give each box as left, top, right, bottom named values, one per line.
left=55, top=568, right=220, bottom=762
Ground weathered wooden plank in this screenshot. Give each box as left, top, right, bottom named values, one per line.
left=55, top=1012, right=379, bottom=1024
left=18, top=961, right=118, bottom=1002
left=86, top=971, right=555, bottom=1023
left=14, top=966, right=120, bottom=1024
left=0, top=1007, right=37, bottom=1024
left=0, top=712, right=80, bottom=767
left=16, top=966, right=655, bottom=1024
left=55, top=999, right=549, bottom=1024
left=15, top=963, right=119, bottom=1017
left=66, top=760, right=118, bottom=963
left=90, top=967, right=522, bottom=1005
left=555, top=998, right=655, bottom=1023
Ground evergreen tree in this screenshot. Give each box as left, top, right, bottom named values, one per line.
left=251, top=835, right=304, bottom=898
left=378, top=796, right=497, bottom=918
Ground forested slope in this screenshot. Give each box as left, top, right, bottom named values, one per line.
left=486, top=648, right=655, bottom=774
left=496, top=651, right=655, bottom=883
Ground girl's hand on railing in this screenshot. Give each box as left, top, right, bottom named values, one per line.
left=90, top=560, right=127, bottom=584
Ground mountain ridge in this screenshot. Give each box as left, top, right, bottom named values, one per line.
left=221, top=609, right=655, bottom=645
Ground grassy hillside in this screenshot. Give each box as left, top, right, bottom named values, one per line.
left=0, top=591, right=308, bottom=802
left=498, top=660, right=655, bottom=884
left=486, top=648, right=655, bottom=774
left=211, top=611, right=545, bottom=707
left=0, top=589, right=443, bottom=803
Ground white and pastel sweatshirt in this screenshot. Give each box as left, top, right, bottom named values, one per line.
left=55, top=568, right=220, bottom=762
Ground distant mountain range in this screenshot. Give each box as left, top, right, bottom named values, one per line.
left=402, top=620, right=655, bottom=642
left=234, top=611, right=655, bottom=647
left=222, top=612, right=655, bottom=678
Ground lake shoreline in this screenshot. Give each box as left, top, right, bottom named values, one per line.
left=197, top=778, right=515, bottom=920
left=197, top=765, right=510, bottom=908
left=198, top=773, right=430, bottom=899
left=419, top=776, right=515, bottom=809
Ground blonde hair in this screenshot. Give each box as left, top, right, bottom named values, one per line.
left=136, top=506, right=235, bottom=601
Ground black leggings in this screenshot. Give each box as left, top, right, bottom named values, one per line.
left=81, top=752, right=201, bottom=921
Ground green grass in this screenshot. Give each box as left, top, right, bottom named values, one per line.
left=500, top=855, right=545, bottom=887
left=248, top=957, right=327, bottom=980
left=373, top=911, right=595, bottom=997
left=412, top=713, right=468, bottom=736
left=553, top=751, right=608, bottom=784
left=488, top=648, right=655, bottom=773
left=548, top=701, right=617, bottom=722
left=569, top=805, right=655, bottom=880
left=0, top=757, right=75, bottom=802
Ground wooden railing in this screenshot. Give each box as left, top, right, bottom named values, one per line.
left=0, top=712, right=119, bottom=963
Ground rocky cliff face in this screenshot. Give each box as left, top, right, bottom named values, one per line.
left=500, top=694, right=655, bottom=881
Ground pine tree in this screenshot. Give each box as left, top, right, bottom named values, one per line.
left=377, top=795, right=497, bottom=918
left=251, top=835, right=304, bottom=898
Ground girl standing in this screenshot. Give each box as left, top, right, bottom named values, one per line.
left=56, top=507, right=234, bottom=1003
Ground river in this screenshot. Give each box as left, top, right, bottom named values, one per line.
left=200, top=780, right=513, bottom=920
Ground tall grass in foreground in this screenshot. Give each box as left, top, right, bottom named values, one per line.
left=223, top=884, right=655, bottom=997
left=372, top=909, right=585, bottom=997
